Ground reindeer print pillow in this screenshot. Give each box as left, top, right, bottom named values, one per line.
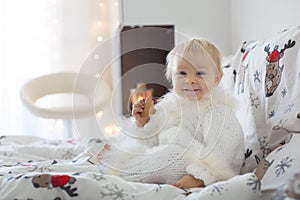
left=229, top=26, right=300, bottom=173
left=260, top=134, right=300, bottom=192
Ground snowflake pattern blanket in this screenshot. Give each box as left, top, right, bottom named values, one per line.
left=0, top=135, right=259, bottom=200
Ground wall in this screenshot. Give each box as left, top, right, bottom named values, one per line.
left=122, top=0, right=300, bottom=56
left=122, top=0, right=232, bottom=56
left=230, top=0, right=300, bottom=53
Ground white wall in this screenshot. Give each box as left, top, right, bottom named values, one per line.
left=122, top=0, right=300, bottom=56
left=230, top=0, right=300, bottom=54
left=122, top=0, right=232, bottom=56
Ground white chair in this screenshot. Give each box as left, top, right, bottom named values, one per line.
left=20, top=72, right=111, bottom=138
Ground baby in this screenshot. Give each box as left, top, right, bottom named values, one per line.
left=98, top=38, right=245, bottom=189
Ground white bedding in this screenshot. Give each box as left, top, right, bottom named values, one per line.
left=0, top=135, right=259, bottom=200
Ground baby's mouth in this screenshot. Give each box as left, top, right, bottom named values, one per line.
left=183, top=88, right=201, bottom=92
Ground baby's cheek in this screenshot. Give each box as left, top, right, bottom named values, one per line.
left=172, top=84, right=182, bottom=95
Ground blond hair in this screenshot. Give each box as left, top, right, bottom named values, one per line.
left=165, top=38, right=223, bottom=82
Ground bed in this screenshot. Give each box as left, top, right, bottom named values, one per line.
left=1, top=26, right=300, bottom=199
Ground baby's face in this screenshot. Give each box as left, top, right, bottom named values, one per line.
left=171, top=52, right=220, bottom=100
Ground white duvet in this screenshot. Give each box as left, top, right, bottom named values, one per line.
left=0, top=135, right=259, bottom=200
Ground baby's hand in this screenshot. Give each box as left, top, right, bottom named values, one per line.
left=141, top=96, right=156, bottom=118
left=132, top=97, right=154, bottom=127
left=173, top=175, right=205, bottom=189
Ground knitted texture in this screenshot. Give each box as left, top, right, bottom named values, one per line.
left=99, top=87, right=245, bottom=185
left=119, top=145, right=189, bottom=184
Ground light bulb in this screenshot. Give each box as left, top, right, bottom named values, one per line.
left=96, top=111, right=103, bottom=118
left=137, top=96, right=143, bottom=102
left=104, top=125, right=119, bottom=136
left=97, top=36, right=103, bottom=42
left=104, top=126, right=113, bottom=136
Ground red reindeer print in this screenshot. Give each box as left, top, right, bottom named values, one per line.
left=32, top=174, right=78, bottom=197
left=264, top=40, right=296, bottom=97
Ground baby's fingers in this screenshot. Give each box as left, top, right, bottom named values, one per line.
left=137, top=99, right=145, bottom=108
left=173, top=181, right=182, bottom=188
left=132, top=104, right=143, bottom=114
left=132, top=101, right=144, bottom=113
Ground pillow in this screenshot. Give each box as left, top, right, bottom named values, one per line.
left=224, top=26, right=300, bottom=173
left=261, top=134, right=300, bottom=192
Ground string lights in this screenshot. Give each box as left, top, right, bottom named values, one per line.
left=97, top=1, right=105, bottom=43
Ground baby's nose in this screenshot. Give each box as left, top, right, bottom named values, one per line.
left=185, top=75, right=196, bottom=84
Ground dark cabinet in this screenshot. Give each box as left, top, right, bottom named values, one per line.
left=120, top=25, right=175, bottom=115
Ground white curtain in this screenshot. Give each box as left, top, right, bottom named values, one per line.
left=0, top=0, right=120, bottom=139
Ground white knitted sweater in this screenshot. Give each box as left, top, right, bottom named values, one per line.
left=100, top=88, right=245, bottom=186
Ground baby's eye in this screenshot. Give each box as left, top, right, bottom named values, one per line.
left=196, top=71, right=206, bottom=76
left=177, top=71, right=186, bottom=76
